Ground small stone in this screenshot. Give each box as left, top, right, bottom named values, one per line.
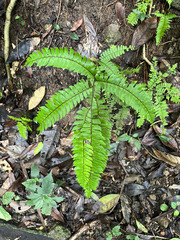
left=149, top=194, right=156, bottom=201
left=103, top=23, right=122, bottom=45
left=163, top=170, right=170, bottom=177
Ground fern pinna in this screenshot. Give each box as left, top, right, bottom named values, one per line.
left=25, top=46, right=157, bottom=197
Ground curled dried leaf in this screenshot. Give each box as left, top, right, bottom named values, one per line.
left=115, top=2, right=125, bottom=22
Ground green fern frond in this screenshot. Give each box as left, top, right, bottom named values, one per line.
left=154, top=11, right=177, bottom=45
left=36, top=80, right=92, bottom=132
left=25, top=47, right=96, bottom=79
left=96, top=77, right=155, bottom=127
left=100, top=45, right=134, bottom=63
left=127, top=11, right=140, bottom=26
left=72, top=99, right=111, bottom=197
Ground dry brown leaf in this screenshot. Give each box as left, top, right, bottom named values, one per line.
left=115, top=2, right=125, bottom=22
left=131, top=16, right=157, bottom=49
left=152, top=149, right=180, bottom=167
left=51, top=207, right=64, bottom=222
left=0, top=159, right=12, bottom=172
left=28, top=86, right=45, bottom=110
left=70, top=18, right=83, bottom=31
left=153, top=125, right=178, bottom=151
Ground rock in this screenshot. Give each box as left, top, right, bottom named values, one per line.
left=171, top=0, right=180, bottom=11
left=48, top=224, right=71, bottom=240
left=103, top=23, right=122, bottom=45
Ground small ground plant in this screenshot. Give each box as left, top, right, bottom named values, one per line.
left=22, top=45, right=180, bottom=197
left=160, top=195, right=180, bottom=217
left=22, top=164, right=64, bottom=215
left=127, top=0, right=177, bottom=45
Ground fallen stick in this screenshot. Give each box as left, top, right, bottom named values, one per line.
left=4, top=0, right=17, bottom=90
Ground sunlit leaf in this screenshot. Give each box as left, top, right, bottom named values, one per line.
left=136, top=219, right=148, bottom=233
left=0, top=206, right=11, bottom=221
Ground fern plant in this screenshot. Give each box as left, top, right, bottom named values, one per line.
left=24, top=45, right=179, bottom=197
left=127, top=0, right=177, bottom=45
left=153, top=11, right=177, bottom=45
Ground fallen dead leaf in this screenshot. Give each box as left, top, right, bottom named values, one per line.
left=51, top=207, right=64, bottom=222
left=152, top=149, right=180, bottom=167
left=153, top=125, right=178, bottom=151
left=28, top=86, right=45, bottom=110
left=70, top=18, right=83, bottom=31
left=10, top=200, right=31, bottom=213
left=131, top=16, right=157, bottom=49
left=98, top=194, right=120, bottom=213
left=115, top=2, right=125, bottom=22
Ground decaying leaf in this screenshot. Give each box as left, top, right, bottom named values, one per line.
left=152, top=149, right=180, bottom=167
left=78, top=15, right=99, bottom=58
left=10, top=200, right=31, bottom=213
left=0, top=159, right=12, bottom=172
left=115, top=2, right=125, bottom=22
left=153, top=125, right=178, bottom=151
left=28, top=86, right=45, bottom=110
left=70, top=18, right=83, bottom=31
left=131, top=16, right=157, bottom=49
left=51, top=207, right=64, bottom=222
left=136, top=219, right=148, bottom=233
left=120, top=194, right=131, bottom=223
left=98, top=194, right=120, bottom=213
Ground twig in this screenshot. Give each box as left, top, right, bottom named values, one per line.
left=142, top=44, right=153, bottom=66
left=69, top=220, right=100, bottom=240
left=4, top=0, right=17, bottom=90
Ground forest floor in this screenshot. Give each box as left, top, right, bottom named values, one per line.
left=0, top=0, right=180, bottom=239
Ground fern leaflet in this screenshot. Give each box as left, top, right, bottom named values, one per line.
left=36, top=80, right=92, bottom=132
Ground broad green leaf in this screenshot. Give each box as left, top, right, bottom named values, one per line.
left=136, top=219, right=148, bottom=233
left=158, top=134, right=171, bottom=142
left=54, top=24, right=61, bottom=30
left=160, top=203, right=169, bottom=211
left=0, top=206, right=11, bottom=221
left=1, top=192, right=15, bottom=205
left=34, top=198, right=43, bottom=210
left=52, top=196, right=64, bottom=203
left=22, top=179, right=37, bottom=192
left=98, top=194, right=120, bottom=213
left=106, top=232, right=113, bottom=240
left=70, top=32, right=79, bottom=40
left=42, top=171, right=54, bottom=195
left=118, top=134, right=131, bottom=141
left=34, top=142, right=43, bottom=155
left=42, top=200, right=52, bottom=215
left=134, top=139, right=141, bottom=150
left=171, top=202, right=177, bottom=209
left=31, top=164, right=40, bottom=178
left=112, top=226, right=122, bottom=236
left=174, top=210, right=179, bottom=216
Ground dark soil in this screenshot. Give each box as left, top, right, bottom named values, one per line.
left=0, top=0, right=180, bottom=239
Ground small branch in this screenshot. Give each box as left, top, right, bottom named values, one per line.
left=4, top=0, right=17, bottom=90
left=142, top=44, right=153, bottom=66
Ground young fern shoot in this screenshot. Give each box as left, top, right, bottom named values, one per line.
left=25, top=46, right=179, bottom=197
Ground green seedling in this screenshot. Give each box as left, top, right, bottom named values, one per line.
left=160, top=195, right=180, bottom=217
left=22, top=164, right=64, bottom=215
left=118, top=133, right=141, bottom=150
left=9, top=116, right=32, bottom=139
left=106, top=226, right=122, bottom=240
left=127, top=0, right=177, bottom=45
left=15, top=15, right=25, bottom=26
